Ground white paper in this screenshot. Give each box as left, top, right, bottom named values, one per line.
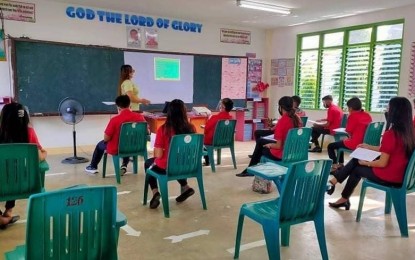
left=349, top=148, right=381, bottom=161
left=102, top=101, right=116, bottom=105
left=261, top=134, right=275, bottom=141
left=150, top=133, right=157, bottom=149
left=333, top=127, right=347, bottom=133
left=308, top=119, right=325, bottom=125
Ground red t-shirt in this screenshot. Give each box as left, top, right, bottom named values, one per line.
left=269, top=114, right=299, bottom=159
left=203, top=111, right=233, bottom=145
left=105, top=109, right=146, bottom=155
left=154, top=124, right=196, bottom=169
left=28, top=127, right=42, bottom=149
left=343, top=110, right=372, bottom=149
left=373, top=130, right=409, bottom=183
left=325, top=104, right=343, bottom=134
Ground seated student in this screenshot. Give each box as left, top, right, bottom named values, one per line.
left=327, top=97, right=415, bottom=210
left=236, top=96, right=302, bottom=177
left=144, top=99, right=196, bottom=209
left=327, top=97, right=372, bottom=172
left=85, top=95, right=146, bottom=174
left=203, top=98, right=234, bottom=165
left=0, top=102, right=47, bottom=229
left=292, top=95, right=306, bottom=117
left=309, top=95, right=343, bottom=153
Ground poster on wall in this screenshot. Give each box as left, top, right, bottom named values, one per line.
left=408, top=42, right=415, bottom=98
left=246, top=59, right=262, bottom=98
left=220, top=28, right=251, bottom=45
left=270, top=58, right=295, bottom=88
left=221, top=57, right=247, bottom=99
left=126, top=26, right=141, bottom=48
left=0, top=30, right=5, bottom=61
left=145, top=28, right=158, bottom=49
left=0, top=0, right=35, bottom=22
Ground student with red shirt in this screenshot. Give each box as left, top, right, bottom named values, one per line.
left=144, top=99, right=196, bottom=209
left=309, top=95, right=343, bottom=153
left=327, top=97, right=372, bottom=171
left=236, top=96, right=302, bottom=177
left=203, top=98, right=233, bottom=165
left=327, top=97, right=415, bottom=210
left=85, top=95, right=146, bottom=174
left=0, top=102, right=47, bottom=228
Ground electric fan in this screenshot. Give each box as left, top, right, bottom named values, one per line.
left=58, top=97, right=89, bottom=164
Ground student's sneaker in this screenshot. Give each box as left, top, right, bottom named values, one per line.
left=120, top=165, right=127, bottom=176
left=85, top=165, right=98, bottom=174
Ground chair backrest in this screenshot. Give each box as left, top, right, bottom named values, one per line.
left=281, top=127, right=312, bottom=163
left=0, top=144, right=43, bottom=202
left=25, top=186, right=118, bottom=259
left=118, top=122, right=148, bottom=156
left=278, top=159, right=332, bottom=223
left=403, top=151, right=415, bottom=193
left=300, top=116, right=308, bottom=126
left=341, top=114, right=348, bottom=128
left=212, top=119, right=236, bottom=147
left=166, top=134, right=204, bottom=179
left=362, top=122, right=384, bottom=146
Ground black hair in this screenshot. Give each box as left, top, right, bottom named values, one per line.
left=115, top=95, right=131, bottom=109
left=164, top=99, right=195, bottom=138
left=388, top=97, right=415, bottom=157
left=0, top=102, right=30, bottom=143
left=221, top=98, right=234, bottom=112
left=118, top=64, right=134, bottom=96
left=322, top=95, right=333, bottom=101
left=291, top=95, right=302, bottom=106
left=278, top=96, right=301, bottom=128
left=346, top=97, right=362, bottom=111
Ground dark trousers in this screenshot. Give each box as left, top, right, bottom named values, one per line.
left=333, top=158, right=398, bottom=199
left=4, top=201, right=15, bottom=210
left=248, top=137, right=280, bottom=167
left=311, top=127, right=330, bottom=147
left=144, top=158, right=187, bottom=190
left=327, top=141, right=348, bottom=164
left=254, top=129, right=274, bottom=141
left=90, top=140, right=129, bottom=168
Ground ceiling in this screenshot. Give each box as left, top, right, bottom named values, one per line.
left=53, top=0, right=415, bottom=29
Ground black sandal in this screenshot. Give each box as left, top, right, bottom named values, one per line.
left=176, top=188, right=195, bottom=203
left=149, top=192, right=161, bottom=209
left=0, top=215, right=20, bottom=230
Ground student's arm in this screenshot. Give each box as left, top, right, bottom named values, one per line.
left=357, top=143, right=380, bottom=152
left=125, top=90, right=150, bottom=105
left=154, top=147, right=163, bottom=158
left=358, top=131, right=392, bottom=167
left=39, top=148, right=47, bottom=161
left=358, top=152, right=389, bottom=168
left=264, top=140, right=282, bottom=150
left=103, top=133, right=111, bottom=142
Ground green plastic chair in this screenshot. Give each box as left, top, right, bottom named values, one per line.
left=260, top=127, right=312, bottom=191
left=356, top=151, right=415, bottom=237
left=300, top=116, right=308, bottom=126
left=143, top=134, right=207, bottom=218
left=336, top=121, right=384, bottom=163
left=103, top=122, right=148, bottom=184
left=0, top=144, right=45, bottom=204
left=4, top=186, right=126, bottom=259
left=234, top=159, right=332, bottom=260
left=320, top=113, right=348, bottom=148
left=205, top=119, right=237, bottom=173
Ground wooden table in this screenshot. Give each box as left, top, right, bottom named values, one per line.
left=144, top=113, right=208, bottom=134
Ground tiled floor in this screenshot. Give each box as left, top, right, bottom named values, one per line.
left=1, top=141, right=415, bottom=259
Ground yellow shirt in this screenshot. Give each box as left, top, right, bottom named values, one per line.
left=121, top=79, right=140, bottom=111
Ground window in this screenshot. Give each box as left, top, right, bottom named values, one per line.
left=295, top=20, right=404, bottom=112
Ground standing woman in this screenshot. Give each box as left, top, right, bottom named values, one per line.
left=118, top=64, right=151, bottom=174
left=144, top=99, right=196, bottom=209
left=0, top=102, right=47, bottom=228
left=327, top=97, right=415, bottom=210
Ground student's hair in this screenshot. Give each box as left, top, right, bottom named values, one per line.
left=115, top=95, right=131, bottom=109
left=0, top=102, right=30, bottom=143
left=278, top=96, right=301, bottom=128
left=163, top=99, right=195, bottom=138
left=346, top=97, right=362, bottom=111
left=291, top=95, right=302, bottom=106
left=221, top=98, right=234, bottom=112
left=322, top=95, right=333, bottom=101
left=388, top=97, right=415, bottom=157
left=117, top=64, right=134, bottom=96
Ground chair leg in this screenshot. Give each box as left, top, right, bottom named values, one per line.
left=314, top=218, right=329, bottom=260
left=133, top=156, right=138, bottom=174
left=112, top=156, right=121, bottom=184
left=263, top=222, right=280, bottom=260
left=390, top=191, right=408, bottom=237
left=230, top=145, right=237, bottom=169
left=197, top=176, right=207, bottom=210
left=385, top=191, right=392, bottom=214
left=102, top=153, right=107, bottom=178
left=320, top=135, right=325, bottom=149
left=356, top=182, right=368, bottom=222
left=217, top=149, right=221, bottom=165
left=281, top=226, right=290, bottom=246
left=159, top=180, right=170, bottom=218
left=234, top=212, right=245, bottom=259
left=207, top=148, right=216, bottom=173
left=143, top=174, right=150, bottom=205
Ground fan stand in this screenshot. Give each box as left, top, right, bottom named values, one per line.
left=62, top=124, right=89, bottom=164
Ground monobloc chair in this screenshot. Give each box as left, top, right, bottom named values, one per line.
left=320, top=113, right=348, bottom=148
left=205, top=119, right=237, bottom=173
left=300, top=116, right=308, bottom=126
left=0, top=144, right=45, bottom=204
left=356, top=151, right=415, bottom=237
left=336, top=121, right=384, bottom=163
left=4, top=186, right=126, bottom=259
left=143, top=133, right=207, bottom=218
left=234, top=159, right=332, bottom=260
left=260, top=127, right=312, bottom=191
left=103, top=122, right=148, bottom=184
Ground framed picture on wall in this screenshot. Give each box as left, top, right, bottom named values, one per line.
left=126, top=26, right=141, bottom=48
left=0, top=30, right=6, bottom=61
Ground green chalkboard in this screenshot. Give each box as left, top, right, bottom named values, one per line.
left=14, top=40, right=124, bottom=114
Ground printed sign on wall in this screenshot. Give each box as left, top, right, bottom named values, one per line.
left=271, top=58, right=295, bottom=88
left=220, top=29, right=251, bottom=45
left=0, top=0, right=35, bottom=22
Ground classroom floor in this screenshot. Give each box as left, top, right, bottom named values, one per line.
left=1, top=141, right=415, bottom=260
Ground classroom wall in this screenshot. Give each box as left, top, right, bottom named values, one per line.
left=0, top=0, right=266, bottom=148
left=266, top=4, right=415, bottom=122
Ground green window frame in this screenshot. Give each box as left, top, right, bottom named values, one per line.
left=295, top=19, right=404, bottom=112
